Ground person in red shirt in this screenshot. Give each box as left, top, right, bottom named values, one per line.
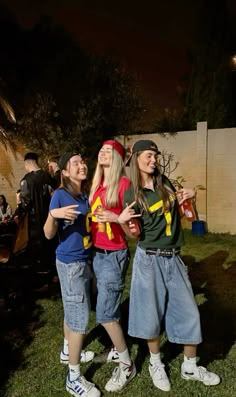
left=89, top=140, right=136, bottom=393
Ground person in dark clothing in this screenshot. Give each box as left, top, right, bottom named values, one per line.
left=20, top=152, right=56, bottom=273
left=48, top=155, right=61, bottom=188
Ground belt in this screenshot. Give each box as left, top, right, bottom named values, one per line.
left=95, top=247, right=118, bottom=255
left=145, top=248, right=180, bottom=257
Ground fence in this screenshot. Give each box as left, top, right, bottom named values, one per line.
left=119, top=121, right=236, bottom=234
left=1, top=121, right=236, bottom=233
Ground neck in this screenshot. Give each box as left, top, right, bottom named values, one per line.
left=71, top=179, right=82, bottom=193
left=141, top=173, right=154, bottom=189
left=102, top=167, right=110, bottom=187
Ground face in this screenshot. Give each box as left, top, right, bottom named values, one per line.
left=48, top=161, right=57, bottom=174
left=63, top=155, right=88, bottom=181
left=98, top=144, right=113, bottom=167
left=137, top=150, right=158, bottom=175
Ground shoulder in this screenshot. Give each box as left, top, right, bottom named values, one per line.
left=119, top=176, right=131, bottom=189
left=124, top=185, right=135, bottom=201
left=162, top=174, right=175, bottom=191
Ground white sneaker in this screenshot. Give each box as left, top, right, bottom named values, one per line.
left=66, top=373, right=101, bottom=397
left=149, top=362, right=171, bottom=392
left=106, top=347, right=120, bottom=363
left=105, top=362, right=136, bottom=392
left=181, top=364, right=220, bottom=386
left=60, top=350, right=95, bottom=365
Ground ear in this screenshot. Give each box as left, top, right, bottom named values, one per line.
left=62, top=169, right=69, bottom=177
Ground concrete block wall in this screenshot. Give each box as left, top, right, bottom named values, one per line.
left=119, top=122, right=236, bottom=234
left=1, top=123, right=236, bottom=234
left=0, top=144, right=26, bottom=211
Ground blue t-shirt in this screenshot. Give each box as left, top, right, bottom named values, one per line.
left=49, top=188, right=92, bottom=263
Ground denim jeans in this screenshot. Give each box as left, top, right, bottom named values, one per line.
left=93, top=248, right=129, bottom=323
left=56, top=259, right=92, bottom=333
left=128, top=246, right=202, bottom=344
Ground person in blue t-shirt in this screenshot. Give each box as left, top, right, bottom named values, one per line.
left=44, top=152, right=100, bottom=397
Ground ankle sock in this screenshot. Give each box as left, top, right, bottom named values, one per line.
left=69, top=364, right=80, bottom=381
left=63, top=338, right=69, bottom=355
left=183, top=355, right=197, bottom=371
left=118, top=348, right=132, bottom=366
left=150, top=351, right=162, bottom=365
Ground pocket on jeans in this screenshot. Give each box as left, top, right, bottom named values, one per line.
left=66, top=293, right=84, bottom=304
left=104, top=282, right=123, bottom=317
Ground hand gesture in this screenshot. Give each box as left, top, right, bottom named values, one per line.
left=50, top=204, right=81, bottom=222
left=118, top=201, right=141, bottom=224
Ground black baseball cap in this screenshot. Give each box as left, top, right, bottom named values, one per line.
left=58, top=152, right=80, bottom=170
left=126, top=140, right=161, bottom=166
left=24, top=152, right=39, bottom=162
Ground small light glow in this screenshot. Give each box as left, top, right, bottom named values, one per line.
left=232, top=55, right=236, bottom=65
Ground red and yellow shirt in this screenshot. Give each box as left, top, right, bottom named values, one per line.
left=91, top=176, right=130, bottom=250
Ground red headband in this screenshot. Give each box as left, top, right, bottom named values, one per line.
left=103, top=140, right=125, bottom=159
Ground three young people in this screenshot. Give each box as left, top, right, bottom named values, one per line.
left=44, top=140, right=220, bottom=396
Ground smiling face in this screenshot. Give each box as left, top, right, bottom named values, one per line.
left=98, top=144, right=113, bottom=167
left=63, top=155, right=88, bottom=182
left=137, top=150, right=158, bottom=175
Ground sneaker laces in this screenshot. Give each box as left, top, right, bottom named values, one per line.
left=73, top=375, right=94, bottom=392
left=195, top=366, right=212, bottom=381
left=110, top=364, right=132, bottom=385
left=151, top=362, right=167, bottom=379
left=111, top=367, right=122, bottom=383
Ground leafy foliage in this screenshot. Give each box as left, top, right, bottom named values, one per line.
left=182, top=0, right=236, bottom=128
left=0, top=13, right=142, bottom=167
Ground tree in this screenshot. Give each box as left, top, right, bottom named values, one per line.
left=0, top=92, right=16, bottom=147
left=182, top=0, right=235, bottom=129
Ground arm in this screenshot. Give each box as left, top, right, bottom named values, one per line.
left=6, top=204, right=12, bottom=217
left=44, top=211, right=59, bottom=239
left=44, top=204, right=80, bottom=239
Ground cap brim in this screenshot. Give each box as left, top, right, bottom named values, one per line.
left=125, top=153, right=133, bottom=166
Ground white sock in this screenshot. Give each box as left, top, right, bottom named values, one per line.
left=69, top=364, right=80, bottom=381
left=183, top=355, right=197, bottom=370
left=150, top=351, right=162, bottom=365
left=63, top=338, right=69, bottom=355
left=118, top=348, right=132, bottom=366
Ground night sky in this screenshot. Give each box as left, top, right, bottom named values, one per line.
left=1, top=0, right=236, bottom=108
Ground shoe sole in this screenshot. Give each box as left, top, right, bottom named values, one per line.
left=181, top=373, right=221, bottom=386
left=105, top=367, right=137, bottom=393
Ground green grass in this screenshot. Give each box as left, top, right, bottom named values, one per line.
left=2, top=230, right=236, bottom=397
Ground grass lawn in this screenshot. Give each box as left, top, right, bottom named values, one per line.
left=1, top=230, right=236, bottom=397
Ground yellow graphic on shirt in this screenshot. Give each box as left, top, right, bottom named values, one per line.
left=83, top=212, right=92, bottom=249
left=91, top=196, right=114, bottom=240
left=148, top=193, right=176, bottom=236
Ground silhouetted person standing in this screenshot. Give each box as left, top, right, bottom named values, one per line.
left=20, top=152, right=56, bottom=274
left=48, top=155, right=61, bottom=188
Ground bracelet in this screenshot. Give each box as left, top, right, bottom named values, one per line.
left=49, top=211, right=57, bottom=220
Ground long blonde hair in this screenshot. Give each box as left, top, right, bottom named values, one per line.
left=89, top=148, right=126, bottom=207
left=129, top=152, right=175, bottom=213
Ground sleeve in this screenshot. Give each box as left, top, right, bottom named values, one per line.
left=49, top=190, right=61, bottom=211
left=118, top=177, right=131, bottom=206
left=6, top=205, right=12, bottom=217
left=162, top=175, right=176, bottom=193
left=20, top=178, right=31, bottom=208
